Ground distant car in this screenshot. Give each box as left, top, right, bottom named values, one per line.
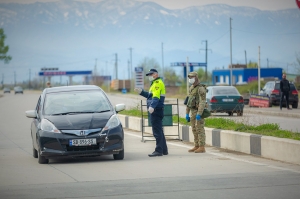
left=206, top=86, right=244, bottom=116
left=25, top=85, right=126, bottom=164
left=260, top=81, right=298, bottom=108
left=3, top=87, right=10, bottom=93
left=14, top=86, right=23, bottom=94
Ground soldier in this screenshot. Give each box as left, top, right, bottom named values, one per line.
left=185, top=71, right=207, bottom=153
left=134, top=69, right=168, bottom=157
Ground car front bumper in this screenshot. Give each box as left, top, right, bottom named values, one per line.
left=37, top=125, right=124, bottom=158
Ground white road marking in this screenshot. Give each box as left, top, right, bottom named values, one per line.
left=125, top=132, right=300, bottom=174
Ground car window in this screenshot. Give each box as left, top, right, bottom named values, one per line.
left=212, top=87, right=239, bottom=95
left=275, top=83, right=280, bottom=90
left=206, top=88, right=211, bottom=97
left=263, top=83, right=268, bottom=90
left=43, top=90, right=112, bottom=115
left=36, top=96, right=41, bottom=115
left=290, top=84, right=296, bottom=90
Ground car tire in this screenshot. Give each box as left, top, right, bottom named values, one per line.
left=113, top=149, right=124, bottom=160
left=292, top=103, right=298, bottom=109
left=38, top=149, right=49, bottom=164
left=237, top=111, right=243, bottom=116
left=228, top=112, right=233, bottom=116
left=33, top=147, right=38, bottom=158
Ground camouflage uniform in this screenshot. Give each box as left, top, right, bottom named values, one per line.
left=186, top=72, right=207, bottom=149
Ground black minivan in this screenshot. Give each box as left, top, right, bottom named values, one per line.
left=260, top=81, right=298, bottom=108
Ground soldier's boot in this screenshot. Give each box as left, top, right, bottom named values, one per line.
left=194, top=146, right=206, bottom=153
left=188, top=146, right=199, bottom=152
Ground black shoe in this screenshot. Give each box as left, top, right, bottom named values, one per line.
left=148, top=151, right=163, bottom=157
left=163, top=151, right=168, bottom=155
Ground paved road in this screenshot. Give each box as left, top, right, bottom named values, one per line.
left=107, top=93, right=300, bottom=133
left=0, top=92, right=300, bottom=199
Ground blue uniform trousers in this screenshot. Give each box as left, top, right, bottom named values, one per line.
left=150, top=108, right=168, bottom=154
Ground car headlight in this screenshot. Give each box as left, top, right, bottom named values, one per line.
left=41, top=119, right=61, bottom=133
left=103, top=114, right=120, bottom=131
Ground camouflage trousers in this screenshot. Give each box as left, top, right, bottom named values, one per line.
left=190, top=108, right=206, bottom=147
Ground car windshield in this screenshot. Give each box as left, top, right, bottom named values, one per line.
left=43, top=90, right=112, bottom=115
left=212, top=87, right=239, bottom=95
left=275, top=83, right=295, bottom=90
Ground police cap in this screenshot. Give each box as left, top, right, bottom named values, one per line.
left=146, top=68, right=158, bottom=76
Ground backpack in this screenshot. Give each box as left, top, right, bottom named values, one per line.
left=185, top=84, right=211, bottom=118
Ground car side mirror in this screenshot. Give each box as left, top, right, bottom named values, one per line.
left=115, top=104, right=126, bottom=113
left=25, top=110, right=37, bottom=118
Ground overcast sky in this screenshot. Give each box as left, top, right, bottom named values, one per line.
left=0, top=0, right=298, bottom=10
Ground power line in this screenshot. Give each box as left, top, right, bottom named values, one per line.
left=233, top=28, right=300, bottom=35
left=209, top=30, right=229, bottom=46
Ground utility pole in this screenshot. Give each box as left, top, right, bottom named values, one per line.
left=230, top=17, right=233, bottom=86
left=94, top=59, right=98, bottom=85
left=200, top=40, right=212, bottom=82
left=14, top=71, right=16, bottom=86
left=128, top=60, right=130, bottom=79
left=29, top=69, right=31, bottom=89
left=161, top=42, right=164, bottom=78
left=129, top=48, right=133, bottom=90
left=129, top=48, right=133, bottom=80
left=115, top=53, right=118, bottom=79
left=245, top=50, right=247, bottom=67
left=267, top=58, right=269, bottom=68
left=1, top=73, right=4, bottom=88
left=186, top=57, right=189, bottom=95
left=258, top=46, right=261, bottom=93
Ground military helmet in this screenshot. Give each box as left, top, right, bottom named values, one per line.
left=188, top=71, right=198, bottom=78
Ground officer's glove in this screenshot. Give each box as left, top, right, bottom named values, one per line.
left=148, top=107, right=154, bottom=114
left=134, top=88, right=142, bottom=94
left=185, top=114, right=190, bottom=122
left=196, top=114, right=201, bottom=121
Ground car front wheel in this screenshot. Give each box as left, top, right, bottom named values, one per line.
left=38, top=149, right=49, bottom=164
left=33, top=147, right=38, bottom=158
left=228, top=111, right=233, bottom=116
left=113, top=149, right=124, bottom=160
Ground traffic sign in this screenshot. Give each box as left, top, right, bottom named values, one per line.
left=39, top=70, right=92, bottom=76
left=135, top=67, right=143, bottom=72
left=171, top=62, right=207, bottom=67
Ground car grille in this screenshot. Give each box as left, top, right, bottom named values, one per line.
left=66, top=145, right=99, bottom=151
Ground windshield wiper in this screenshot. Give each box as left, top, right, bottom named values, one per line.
left=50, top=112, right=82, bottom=115
left=50, top=110, right=111, bottom=115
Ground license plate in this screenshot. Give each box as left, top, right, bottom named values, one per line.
left=222, top=99, right=234, bottom=102
left=69, top=138, right=97, bottom=146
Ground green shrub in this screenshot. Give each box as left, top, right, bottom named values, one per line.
left=119, top=107, right=300, bottom=141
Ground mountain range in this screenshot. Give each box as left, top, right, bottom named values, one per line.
left=0, top=0, right=300, bottom=83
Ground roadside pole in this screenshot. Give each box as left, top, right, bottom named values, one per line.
left=186, top=57, right=189, bottom=95
left=258, top=46, right=261, bottom=93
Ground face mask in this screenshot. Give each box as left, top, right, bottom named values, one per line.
left=189, top=78, right=195, bottom=84
left=149, top=76, right=154, bottom=81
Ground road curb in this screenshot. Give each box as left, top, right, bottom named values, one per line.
left=244, top=108, right=300, bottom=118
left=118, top=114, right=300, bottom=166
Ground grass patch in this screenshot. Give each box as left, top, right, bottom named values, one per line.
left=119, top=108, right=300, bottom=141
left=205, top=118, right=300, bottom=141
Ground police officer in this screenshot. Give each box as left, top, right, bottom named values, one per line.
left=134, top=69, right=168, bottom=157
left=185, top=71, right=207, bottom=153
